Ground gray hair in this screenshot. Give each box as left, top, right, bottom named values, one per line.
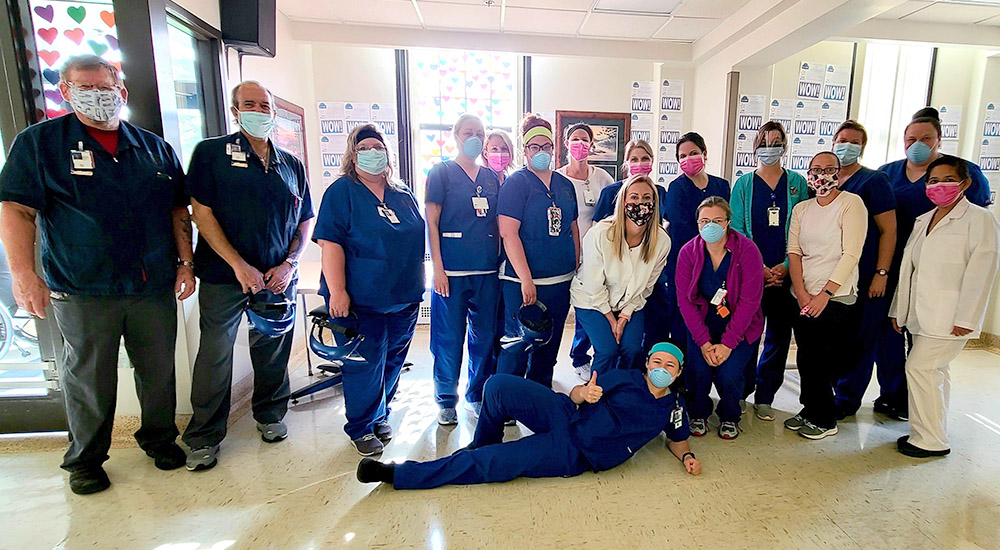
left=230, top=80, right=272, bottom=108
left=59, top=54, right=121, bottom=86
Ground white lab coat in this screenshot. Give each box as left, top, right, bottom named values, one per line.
left=889, top=197, right=1000, bottom=339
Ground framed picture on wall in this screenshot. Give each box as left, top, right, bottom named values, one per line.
left=273, top=96, right=309, bottom=171
left=555, top=110, right=631, bottom=181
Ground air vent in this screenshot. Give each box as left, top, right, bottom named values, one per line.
left=593, top=0, right=684, bottom=16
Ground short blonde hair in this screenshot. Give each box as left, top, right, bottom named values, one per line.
left=452, top=114, right=484, bottom=137
left=482, top=129, right=516, bottom=174
left=340, top=123, right=405, bottom=190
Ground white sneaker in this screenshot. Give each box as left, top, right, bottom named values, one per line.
left=574, top=362, right=592, bottom=382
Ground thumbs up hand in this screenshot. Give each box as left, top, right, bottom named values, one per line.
left=584, top=371, right=603, bottom=404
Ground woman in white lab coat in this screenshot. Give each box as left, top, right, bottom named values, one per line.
left=889, top=155, right=1000, bottom=458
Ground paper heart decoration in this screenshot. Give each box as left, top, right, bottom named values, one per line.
left=67, top=6, right=86, bottom=24
left=466, top=80, right=473, bottom=87
left=502, top=61, right=511, bottom=68
left=439, top=70, right=447, bottom=76
left=88, top=40, right=109, bottom=55
left=445, top=145, right=455, bottom=153
left=100, top=10, right=115, bottom=28
left=451, top=77, right=459, bottom=84
left=425, top=134, right=435, bottom=142
left=38, top=50, right=60, bottom=66
left=106, top=35, right=118, bottom=50
left=442, top=95, right=451, bottom=101
left=42, top=68, right=60, bottom=85
left=437, top=111, right=444, bottom=117
left=429, top=64, right=437, bottom=70
left=34, top=5, right=54, bottom=22
left=64, top=28, right=84, bottom=45
left=46, top=108, right=68, bottom=119
left=473, top=74, right=480, bottom=81
left=44, top=90, right=63, bottom=104
left=416, top=61, right=424, bottom=68
left=435, top=139, right=445, bottom=147
left=481, top=83, right=488, bottom=89
left=37, top=28, right=57, bottom=44
left=487, top=76, right=495, bottom=83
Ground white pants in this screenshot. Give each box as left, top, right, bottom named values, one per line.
left=905, top=335, right=967, bottom=451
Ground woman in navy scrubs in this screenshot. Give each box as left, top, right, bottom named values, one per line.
left=664, top=132, right=731, bottom=349
left=828, top=121, right=898, bottom=419
left=426, top=114, right=501, bottom=424
left=876, top=108, right=992, bottom=421
left=314, top=124, right=425, bottom=456
left=730, top=121, right=809, bottom=421
left=356, top=343, right=701, bottom=489
left=497, top=114, right=580, bottom=388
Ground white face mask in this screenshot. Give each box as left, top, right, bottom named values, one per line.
left=69, top=86, right=124, bottom=122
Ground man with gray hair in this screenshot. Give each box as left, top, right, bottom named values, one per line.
left=181, top=80, right=314, bottom=471
left=0, top=54, right=194, bottom=494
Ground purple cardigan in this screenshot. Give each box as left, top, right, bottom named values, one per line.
left=675, top=229, right=765, bottom=350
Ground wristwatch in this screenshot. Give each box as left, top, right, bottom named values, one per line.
left=681, top=451, right=696, bottom=462
left=823, top=289, right=834, bottom=297
left=177, top=260, right=195, bottom=269
left=876, top=269, right=889, bottom=277
left=284, top=258, right=299, bottom=268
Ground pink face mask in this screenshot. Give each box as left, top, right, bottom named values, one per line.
left=488, top=152, right=511, bottom=172
left=926, top=181, right=963, bottom=207
left=680, top=155, right=704, bottom=177
left=630, top=162, right=653, bottom=176
left=569, top=141, right=591, bottom=161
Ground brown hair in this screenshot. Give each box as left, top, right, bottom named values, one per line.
left=834, top=120, right=868, bottom=146
left=520, top=113, right=552, bottom=136
left=340, top=123, right=404, bottom=190
left=696, top=196, right=733, bottom=221
left=753, top=121, right=787, bottom=151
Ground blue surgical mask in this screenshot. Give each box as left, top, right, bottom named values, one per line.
left=906, top=141, right=932, bottom=164
left=700, top=222, right=726, bottom=243
left=756, top=146, right=784, bottom=166
left=357, top=148, right=388, bottom=175
left=462, top=136, right=483, bottom=159
left=239, top=111, right=275, bottom=139
left=69, top=86, right=124, bottom=122
left=649, top=367, right=674, bottom=388
left=833, top=142, right=862, bottom=166
left=530, top=151, right=552, bottom=171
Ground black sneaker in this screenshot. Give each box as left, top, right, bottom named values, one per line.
left=374, top=421, right=393, bottom=443
left=897, top=436, right=950, bottom=458
left=873, top=398, right=893, bottom=416
left=874, top=398, right=908, bottom=420
left=352, top=434, right=384, bottom=456
left=69, top=466, right=111, bottom=495
left=145, top=442, right=186, bottom=471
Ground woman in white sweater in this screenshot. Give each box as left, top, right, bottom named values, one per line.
left=570, top=174, right=670, bottom=374
left=890, top=155, right=1000, bottom=458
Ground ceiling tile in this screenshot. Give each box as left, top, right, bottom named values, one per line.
left=671, top=0, right=750, bottom=18
left=594, top=0, right=682, bottom=15
left=503, top=7, right=586, bottom=35
left=579, top=12, right=670, bottom=39
left=873, top=0, right=933, bottom=19
left=419, top=2, right=501, bottom=31
left=329, top=0, right=422, bottom=27
left=899, top=2, right=1000, bottom=24
left=505, top=0, right=594, bottom=9
left=653, top=16, right=721, bottom=41
left=278, top=0, right=342, bottom=21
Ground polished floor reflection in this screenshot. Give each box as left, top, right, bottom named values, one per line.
left=2, top=328, right=1000, bottom=549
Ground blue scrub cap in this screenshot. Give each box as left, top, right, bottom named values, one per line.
left=648, top=342, right=684, bottom=365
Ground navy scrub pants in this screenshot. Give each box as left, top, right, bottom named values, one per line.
left=430, top=273, right=500, bottom=409
left=792, top=301, right=858, bottom=429
left=569, top=315, right=592, bottom=369
left=393, top=374, right=589, bottom=489
left=497, top=280, right=571, bottom=388
left=575, top=307, right=645, bottom=374
left=183, top=283, right=296, bottom=450
left=643, top=280, right=674, bottom=355
left=686, top=336, right=756, bottom=424
left=744, top=285, right=796, bottom=404
left=338, top=303, right=419, bottom=440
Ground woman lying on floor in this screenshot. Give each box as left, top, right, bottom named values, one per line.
left=357, top=343, right=702, bottom=489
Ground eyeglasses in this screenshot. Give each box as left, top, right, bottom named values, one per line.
left=65, top=81, right=120, bottom=92
left=808, top=167, right=839, bottom=176
left=697, top=217, right=729, bottom=226
left=526, top=144, right=553, bottom=154
left=357, top=144, right=386, bottom=152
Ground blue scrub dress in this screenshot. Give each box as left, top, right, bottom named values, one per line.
left=876, top=158, right=992, bottom=413
left=393, top=371, right=686, bottom=489
left=497, top=168, right=578, bottom=388
left=314, top=175, right=425, bottom=441
left=425, top=161, right=501, bottom=409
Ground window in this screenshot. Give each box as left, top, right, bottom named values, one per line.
left=857, top=43, right=934, bottom=167
left=410, top=49, right=518, bottom=202
left=166, top=18, right=205, bottom=167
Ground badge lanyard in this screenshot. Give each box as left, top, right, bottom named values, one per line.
left=670, top=406, right=684, bottom=429
left=545, top=186, right=562, bottom=237
left=582, top=178, right=596, bottom=206
left=711, top=280, right=730, bottom=318
left=70, top=140, right=94, bottom=176
left=767, top=191, right=780, bottom=227
left=377, top=201, right=400, bottom=224
left=472, top=185, right=489, bottom=218
left=227, top=139, right=248, bottom=168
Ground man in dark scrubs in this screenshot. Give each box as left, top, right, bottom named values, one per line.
left=182, top=81, right=314, bottom=471
left=0, top=55, right=193, bottom=494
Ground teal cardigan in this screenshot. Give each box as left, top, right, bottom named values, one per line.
left=730, top=169, right=809, bottom=269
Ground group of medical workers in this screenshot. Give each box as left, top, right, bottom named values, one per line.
left=1, top=55, right=997, bottom=495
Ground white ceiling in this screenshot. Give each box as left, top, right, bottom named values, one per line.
left=277, top=0, right=752, bottom=43
left=876, top=0, right=1000, bottom=25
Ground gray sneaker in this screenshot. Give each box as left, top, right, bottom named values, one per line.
left=186, top=445, right=220, bottom=472
left=799, top=421, right=838, bottom=440
left=465, top=401, right=483, bottom=416
left=755, top=404, right=775, bottom=421
left=438, top=407, right=459, bottom=426
left=739, top=399, right=748, bottom=414
left=783, top=414, right=806, bottom=431
left=690, top=418, right=709, bottom=436
left=352, top=434, right=384, bottom=456
left=719, top=421, right=740, bottom=440
left=256, top=421, right=288, bottom=443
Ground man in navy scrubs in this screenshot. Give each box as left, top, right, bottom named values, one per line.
left=182, top=81, right=314, bottom=471
left=0, top=55, right=193, bottom=494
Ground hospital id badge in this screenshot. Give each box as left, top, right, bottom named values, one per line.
left=671, top=407, right=684, bottom=429
left=547, top=206, right=562, bottom=236
left=472, top=196, right=489, bottom=217
left=72, top=150, right=95, bottom=170
left=583, top=184, right=597, bottom=207
left=767, top=206, right=781, bottom=227
left=710, top=288, right=728, bottom=306
left=231, top=151, right=247, bottom=162
left=378, top=205, right=400, bottom=224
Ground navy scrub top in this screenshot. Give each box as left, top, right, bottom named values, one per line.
left=570, top=369, right=688, bottom=472
left=592, top=180, right=669, bottom=224
left=424, top=160, right=500, bottom=272
left=497, top=168, right=578, bottom=281
left=698, top=251, right=732, bottom=340
left=664, top=174, right=731, bottom=283
left=749, top=173, right=789, bottom=268
left=838, top=167, right=895, bottom=283
left=0, top=115, right=186, bottom=296
left=314, top=175, right=426, bottom=314
left=186, top=132, right=314, bottom=285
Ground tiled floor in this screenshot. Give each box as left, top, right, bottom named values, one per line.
left=2, top=327, right=1000, bottom=549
